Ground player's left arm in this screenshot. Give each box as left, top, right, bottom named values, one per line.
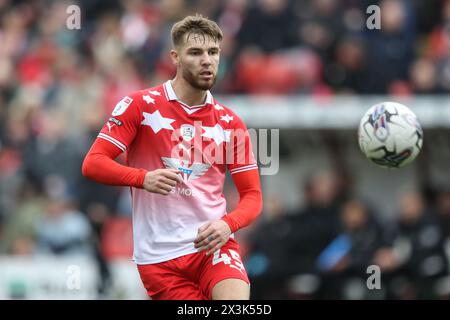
left=194, top=169, right=262, bottom=256
left=195, top=114, right=263, bottom=255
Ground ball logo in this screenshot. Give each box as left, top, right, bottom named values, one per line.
left=371, top=105, right=389, bottom=142
left=374, top=126, right=388, bottom=142
left=373, top=115, right=389, bottom=142
left=371, top=104, right=385, bottom=122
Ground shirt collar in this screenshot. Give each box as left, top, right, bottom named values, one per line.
left=164, top=80, right=213, bottom=106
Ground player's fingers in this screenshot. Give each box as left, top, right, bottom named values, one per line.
left=194, top=236, right=208, bottom=248
left=202, top=241, right=219, bottom=254
left=200, top=237, right=221, bottom=253
left=194, top=225, right=212, bottom=245
left=156, top=182, right=174, bottom=193
left=156, top=188, right=170, bottom=196
left=195, top=231, right=215, bottom=248
left=197, top=222, right=212, bottom=235
left=160, top=177, right=178, bottom=187
left=206, top=242, right=223, bottom=256
left=162, top=170, right=183, bottom=183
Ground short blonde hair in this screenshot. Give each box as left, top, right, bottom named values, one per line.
left=171, top=14, right=223, bottom=48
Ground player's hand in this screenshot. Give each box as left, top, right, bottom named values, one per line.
left=194, top=220, right=231, bottom=256
left=142, top=169, right=182, bottom=195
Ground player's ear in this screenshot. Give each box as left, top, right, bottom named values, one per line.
left=170, top=49, right=179, bottom=67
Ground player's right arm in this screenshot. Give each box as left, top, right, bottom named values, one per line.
left=82, top=139, right=181, bottom=195
left=82, top=94, right=181, bottom=195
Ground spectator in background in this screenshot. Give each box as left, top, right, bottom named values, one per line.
left=409, top=57, right=441, bottom=94
left=317, top=199, right=386, bottom=299
left=0, top=146, right=24, bottom=229
left=237, top=0, right=297, bottom=53
left=290, top=170, right=342, bottom=270
left=285, top=170, right=342, bottom=298
left=232, top=47, right=302, bottom=94
left=35, top=195, right=92, bottom=256
left=22, top=109, right=85, bottom=195
left=297, top=0, right=344, bottom=61
left=388, top=191, right=449, bottom=299
left=365, top=0, right=416, bottom=93
left=245, top=170, right=343, bottom=299
left=426, top=0, right=450, bottom=61
left=327, top=36, right=368, bottom=94
left=0, top=181, right=44, bottom=255
left=437, top=188, right=450, bottom=238
left=427, top=0, right=450, bottom=92
left=245, top=195, right=296, bottom=299
left=228, top=0, right=302, bottom=94
left=434, top=187, right=450, bottom=298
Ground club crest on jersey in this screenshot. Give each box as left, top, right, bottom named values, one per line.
left=180, top=124, right=195, bottom=142
left=112, top=96, right=133, bottom=116
left=161, top=157, right=210, bottom=182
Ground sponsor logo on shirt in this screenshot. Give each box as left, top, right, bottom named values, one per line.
left=161, top=157, right=210, bottom=182
left=108, top=117, right=123, bottom=126
left=169, top=186, right=204, bottom=197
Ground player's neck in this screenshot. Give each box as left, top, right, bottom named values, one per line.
left=171, top=76, right=208, bottom=107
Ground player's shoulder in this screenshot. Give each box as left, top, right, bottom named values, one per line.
left=128, top=84, right=166, bottom=103
left=111, top=84, right=166, bottom=117
left=211, top=98, right=245, bottom=127
left=211, top=99, right=236, bottom=115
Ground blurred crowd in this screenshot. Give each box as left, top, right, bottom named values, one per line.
left=1, top=0, right=450, bottom=299
left=244, top=171, right=450, bottom=299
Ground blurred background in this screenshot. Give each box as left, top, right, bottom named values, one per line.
left=1, top=0, right=450, bottom=299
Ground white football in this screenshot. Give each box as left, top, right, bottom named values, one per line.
left=358, top=102, right=423, bottom=168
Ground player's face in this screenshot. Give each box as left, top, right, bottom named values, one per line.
left=176, top=33, right=220, bottom=90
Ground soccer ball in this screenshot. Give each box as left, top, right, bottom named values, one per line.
left=358, top=102, right=423, bottom=168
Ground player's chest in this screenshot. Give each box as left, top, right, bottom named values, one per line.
left=136, top=103, right=232, bottom=156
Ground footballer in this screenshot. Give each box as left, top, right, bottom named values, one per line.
left=82, top=15, right=263, bottom=300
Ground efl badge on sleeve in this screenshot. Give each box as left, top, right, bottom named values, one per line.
left=112, top=96, right=133, bottom=116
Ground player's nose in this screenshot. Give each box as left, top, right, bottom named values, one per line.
left=200, top=52, right=212, bottom=66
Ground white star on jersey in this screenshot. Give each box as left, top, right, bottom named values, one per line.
left=214, top=104, right=224, bottom=110
left=142, top=95, right=155, bottom=104
left=149, top=90, right=161, bottom=96
left=201, top=124, right=231, bottom=145
left=141, top=110, right=175, bottom=134
left=220, top=114, right=234, bottom=123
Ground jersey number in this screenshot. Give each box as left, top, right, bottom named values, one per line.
left=212, top=249, right=245, bottom=274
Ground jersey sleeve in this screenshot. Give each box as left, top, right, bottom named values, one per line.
left=221, top=169, right=263, bottom=233
left=98, top=94, right=142, bottom=152
left=82, top=138, right=147, bottom=188
left=226, top=114, right=258, bottom=175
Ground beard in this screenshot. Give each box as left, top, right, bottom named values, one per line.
left=182, top=67, right=216, bottom=91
